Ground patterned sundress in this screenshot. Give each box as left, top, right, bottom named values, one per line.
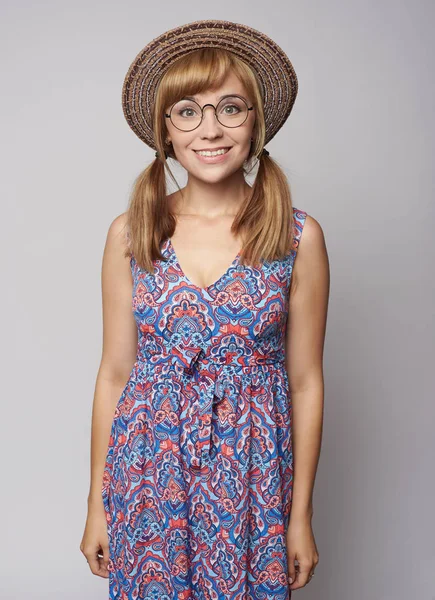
left=101, top=207, right=308, bottom=599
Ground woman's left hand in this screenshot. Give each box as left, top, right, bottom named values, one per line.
left=286, top=516, right=319, bottom=590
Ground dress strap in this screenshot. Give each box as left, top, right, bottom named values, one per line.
left=291, top=207, right=308, bottom=258
left=129, top=253, right=138, bottom=279
left=287, top=207, right=308, bottom=288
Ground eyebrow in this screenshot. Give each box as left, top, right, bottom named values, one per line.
left=182, top=94, right=246, bottom=102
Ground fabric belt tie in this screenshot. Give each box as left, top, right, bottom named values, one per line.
left=169, top=344, right=231, bottom=469
left=140, top=341, right=285, bottom=470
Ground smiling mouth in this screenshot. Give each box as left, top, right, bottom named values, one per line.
left=193, top=147, right=231, bottom=157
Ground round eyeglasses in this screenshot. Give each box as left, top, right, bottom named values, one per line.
left=165, top=94, right=254, bottom=132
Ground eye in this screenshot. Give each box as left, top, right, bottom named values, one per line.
left=221, top=104, right=241, bottom=115
left=172, top=100, right=201, bottom=119
left=180, top=107, right=199, bottom=118
left=217, top=96, right=247, bottom=116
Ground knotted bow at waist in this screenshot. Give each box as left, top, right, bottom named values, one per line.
left=135, top=341, right=285, bottom=470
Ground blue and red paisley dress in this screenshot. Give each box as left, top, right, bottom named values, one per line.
left=102, top=207, right=308, bottom=599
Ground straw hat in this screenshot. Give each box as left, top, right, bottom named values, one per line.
left=122, top=19, right=298, bottom=150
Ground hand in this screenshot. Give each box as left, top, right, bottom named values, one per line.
left=80, top=501, right=110, bottom=578
left=286, top=516, right=319, bottom=590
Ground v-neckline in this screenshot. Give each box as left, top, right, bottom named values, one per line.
left=167, top=238, right=242, bottom=293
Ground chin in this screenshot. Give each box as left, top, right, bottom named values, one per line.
left=193, top=167, right=241, bottom=184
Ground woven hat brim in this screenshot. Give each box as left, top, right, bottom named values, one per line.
left=122, top=19, right=298, bottom=150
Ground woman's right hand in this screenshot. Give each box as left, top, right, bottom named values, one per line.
left=80, top=500, right=110, bottom=578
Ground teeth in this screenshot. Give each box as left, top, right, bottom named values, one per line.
left=196, top=148, right=229, bottom=157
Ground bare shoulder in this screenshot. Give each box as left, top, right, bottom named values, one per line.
left=102, top=211, right=132, bottom=282
left=300, top=214, right=326, bottom=250
left=105, top=211, right=130, bottom=252
left=292, top=213, right=329, bottom=290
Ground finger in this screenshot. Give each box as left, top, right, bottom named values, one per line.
left=86, top=551, right=101, bottom=576
left=86, top=546, right=107, bottom=579
left=287, top=556, right=297, bottom=586
left=291, top=562, right=313, bottom=589
left=96, top=548, right=110, bottom=579
left=101, top=543, right=111, bottom=577
left=290, top=562, right=302, bottom=589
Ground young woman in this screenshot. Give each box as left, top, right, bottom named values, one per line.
left=80, top=20, right=329, bottom=599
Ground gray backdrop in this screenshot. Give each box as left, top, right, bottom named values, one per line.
left=2, top=1, right=434, bottom=598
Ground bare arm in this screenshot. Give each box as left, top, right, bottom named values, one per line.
left=87, top=212, right=138, bottom=509
left=285, top=214, right=330, bottom=521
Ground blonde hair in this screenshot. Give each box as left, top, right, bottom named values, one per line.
left=124, top=47, right=295, bottom=273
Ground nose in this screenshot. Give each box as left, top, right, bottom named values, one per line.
left=200, top=104, right=223, bottom=138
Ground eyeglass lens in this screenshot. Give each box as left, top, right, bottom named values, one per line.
left=170, top=96, right=249, bottom=131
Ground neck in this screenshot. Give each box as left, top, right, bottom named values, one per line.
left=175, top=170, right=251, bottom=217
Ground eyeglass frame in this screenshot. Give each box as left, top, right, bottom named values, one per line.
left=164, top=94, right=254, bottom=132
